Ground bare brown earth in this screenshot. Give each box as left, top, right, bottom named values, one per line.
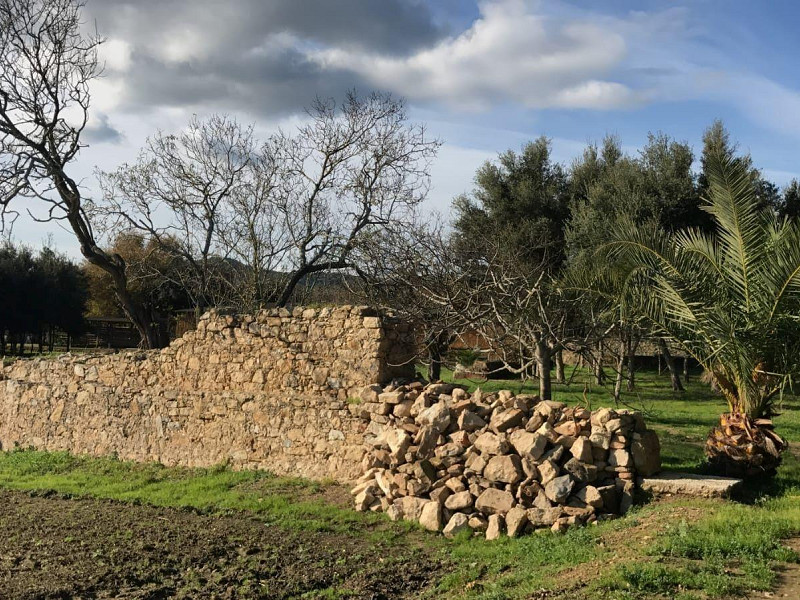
left=0, top=490, right=442, bottom=600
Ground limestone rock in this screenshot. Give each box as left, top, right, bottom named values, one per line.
left=354, top=490, right=374, bottom=511
left=608, top=449, right=633, bottom=468
left=485, top=514, right=504, bottom=540
left=457, top=410, right=487, bottom=432
left=490, top=408, right=524, bottom=433
left=508, top=430, right=547, bottom=459
left=538, top=459, right=559, bottom=484
left=505, top=506, right=528, bottom=538
left=419, top=501, right=443, bottom=532
left=484, top=455, right=523, bottom=484
left=563, top=458, right=596, bottom=484
left=384, top=429, right=412, bottom=457
left=468, top=515, right=488, bottom=531
left=527, top=507, right=561, bottom=527
left=395, top=496, right=427, bottom=521
left=444, top=490, right=474, bottom=511
left=475, top=488, right=515, bottom=515
left=544, top=475, right=574, bottom=504
left=385, top=503, right=403, bottom=521
left=639, top=472, right=742, bottom=498
left=575, top=485, right=603, bottom=509
left=631, top=430, right=661, bottom=476
left=570, top=437, right=593, bottom=463
left=474, top=432, right=509, bottom=455
left=417, top=403, right=451, bottom=432
left=443, top=512, right=471, bottom=538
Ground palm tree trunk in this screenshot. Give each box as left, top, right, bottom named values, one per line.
left=706, top=412, right=785, bottom=476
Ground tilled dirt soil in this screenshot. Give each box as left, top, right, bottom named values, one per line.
left=0, top=490, right=442, bottom=599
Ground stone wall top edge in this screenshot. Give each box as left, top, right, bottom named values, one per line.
left=1, top=304, right=408, bottom=375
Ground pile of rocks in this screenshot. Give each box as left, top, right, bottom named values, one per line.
left=351, top=382, right=661, bottom=539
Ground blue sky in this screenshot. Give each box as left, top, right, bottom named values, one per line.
left=8, top=0, right=800, bottom=256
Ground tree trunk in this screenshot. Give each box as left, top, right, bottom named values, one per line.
left=614, top=338, right=626, bottom=403
left=554, top=349, right=565, bottom=384
left=658, top=338, right=684, bottom=392
left=683, top=356, right=690, bottom=383
left=276, top=263, right=342, bottom=308
left=594, top=349, right=606, bottom=385
left=114, top=280, right=158, bottom=349
left=626, top=334, right=639, bottom=391
left=425, top=330, right=451, bottom=383
left=427, top=354, right=441, bottom=382
left=536, top=341, right=552, bottom=400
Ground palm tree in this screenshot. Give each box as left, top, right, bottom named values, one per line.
left=593, top=147, right=800, bottom=477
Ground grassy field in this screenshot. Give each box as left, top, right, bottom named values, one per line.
left=1, top=367, right=799, bottom=598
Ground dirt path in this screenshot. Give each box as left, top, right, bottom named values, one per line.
left=0, top=490, right=442, bottom=599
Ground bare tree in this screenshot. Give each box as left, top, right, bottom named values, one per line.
left=457, top=251, right=567, bottom=399
left=96, top=115, right=254, bottom=311
left=268, top=91, right=440, bottom=306
left=354, top=218, right=462, bottom=381
left=0, top=0, right=158, bottom=346
left=216, top=149, right=292, bottom=310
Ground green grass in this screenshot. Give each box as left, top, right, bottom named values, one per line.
left=1, top=367, right=800, bottom=599
left=0, top=450, right=394, bottom=536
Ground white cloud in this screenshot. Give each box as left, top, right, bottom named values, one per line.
left=89, top=77, right=126, bottom=113
left=100, top=38, right=132, bottom=72
left=725, top=75, right=800, bottom=140
left=309, top=0, right=642, bottom=111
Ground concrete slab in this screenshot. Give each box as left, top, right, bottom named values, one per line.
left=639, top=471, right=743, bottom=498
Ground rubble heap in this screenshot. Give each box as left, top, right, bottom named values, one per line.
left=351, top=381, right=661, bottom=539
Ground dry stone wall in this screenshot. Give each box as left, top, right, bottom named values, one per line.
left=0, top=306, right=414, bottom=480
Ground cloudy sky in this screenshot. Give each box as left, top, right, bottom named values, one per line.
left=10, top=0, right=800, bottom=255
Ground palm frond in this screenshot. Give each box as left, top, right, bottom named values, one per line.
left=591, top=148, right=800, bottom=418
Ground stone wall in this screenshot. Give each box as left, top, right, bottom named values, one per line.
left=0, top=306, right=415, bottom=481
